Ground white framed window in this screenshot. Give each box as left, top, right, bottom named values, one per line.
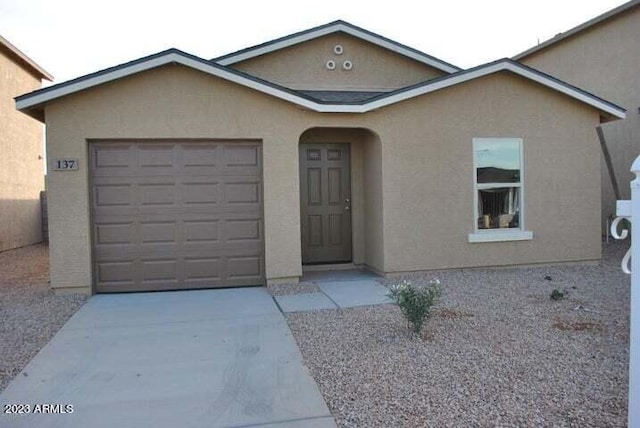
left=468, top=138, right=532, bottom=243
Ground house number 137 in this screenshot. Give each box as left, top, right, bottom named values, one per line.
left=53, top=159, right=79, bottom=171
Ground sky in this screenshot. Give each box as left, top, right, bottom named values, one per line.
left=0, top=0, right=628, bottom=86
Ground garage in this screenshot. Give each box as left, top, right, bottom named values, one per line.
left=90, top=140, right=264, bottom=292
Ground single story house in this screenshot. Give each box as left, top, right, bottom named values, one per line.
left=514, top=0, right=640, bottom=233
left=1, top=35, right=52, bottom=252
left=15, top=21, right=625, bottom=294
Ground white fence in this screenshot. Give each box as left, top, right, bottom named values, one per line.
left=611, top=155, right=639, bottom=427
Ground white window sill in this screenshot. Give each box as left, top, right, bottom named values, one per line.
left=468, top=230, right=533, bottom=243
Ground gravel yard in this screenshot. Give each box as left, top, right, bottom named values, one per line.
left=0, top=244, right=87, bottom=393
left=266, top=281, right=320, bottom=296
left=286, top=242, right=630, bottom=427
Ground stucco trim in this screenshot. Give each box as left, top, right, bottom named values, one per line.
left=213, top=20, right=461, bottom=73
left=15, top=51, right=626, bottom=120
left=468, top=231, right=533, bottom=243
left=513, top=0, right=640, bottom=60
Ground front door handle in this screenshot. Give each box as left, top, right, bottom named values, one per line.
left=344, top=198, right=351, bottom=211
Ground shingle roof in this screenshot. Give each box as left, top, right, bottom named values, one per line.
left=296, top=90, right=388, bottom=104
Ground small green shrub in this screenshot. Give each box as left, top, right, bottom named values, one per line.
left=550, top=289, right=567, bottom=301
left=388, top=279, right=440, bottom=335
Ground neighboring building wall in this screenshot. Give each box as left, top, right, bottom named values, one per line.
left=518, top=6, right=640, bottom=232
left=44, top=65, right=602, bottom=293
left=0, top=47, right=45, bottom=252
left=231, top=33, right=446, bottom=91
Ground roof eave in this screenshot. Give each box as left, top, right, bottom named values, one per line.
left=22, top=106, right=44, bottom=122
left=0, top=35, right=53, bottom=81
left=500, top=61, right=626, bottom=120
left=214, top=20, right=461, bottom=74
left=333, top=59, right=626, bottom=120
left=513, top=0, right=640, bottom=60
left=600, top=112, right=622, bottom=124
left=14, top=50, right=344, bottom=114
left=15, top=51, right=625, bottom=122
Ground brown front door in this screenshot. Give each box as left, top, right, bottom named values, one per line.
left=299, top=143, right=352, bottom=264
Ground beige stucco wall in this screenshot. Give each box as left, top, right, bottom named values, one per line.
left=231, top=33, right=446, bottom=91
left=376, top=73, right=601, bottom=271
left=44, top=65, right=602, bottom=293
left=0, top=48, right=44, bottom=252
left=46, top=66, right=313, bottom=292
left=519, top=6, right=640, bottom=232
left=362, top=130, right=385, bottom=272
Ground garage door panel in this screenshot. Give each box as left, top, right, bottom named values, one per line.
left=94, top=184, right=134, bottom=208
left=228, top=256, right=262, bottom=278
left=224, top=144, right=259, bottom=164
left=179, top=166, right=262, bottom=177
left=93, top=217, right=262, bottom=250
left=92, top=179, right=262, bottom=208
left=225, top=181, right=261, bottom=204
left=97, top=260, right=136, bottom=285
left=138, top=145, right=176, bottom=168
left=95, top=206, right=263, bottom=219
left=95, top=222, right=134, bottom=245
left=95, top=255, right=263, bottom=291
left=92, top=144, right=262, bottom=176
left=179, top=242, right=263, bottom=255
left=142, top=259, right=178, bottom=281
left=224, top=145, right=260, bottom=166
left=139, top=183, right=178, bottom=207
left=182, top=182, right=220, bottom=205
left=178, top=205, right=263, bottom=215
left=95, top=243, right=262, bottom=259
left=183, top=220, right=219, bottom=243
left=184, top=257, right=222, bottom=280
left=140, top=221, right=177, bottom=244
left=91, top=141, right=264, bottom=292
left=92, top=144, right=134, bottom=171
left=225, top=219, right=261, bottom=241
left=182, top=145, right=219, bottom=167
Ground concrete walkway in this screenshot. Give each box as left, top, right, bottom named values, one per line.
left=274, top=270, right=392, bottom=313
left=0, top=288, right=336, bottom=428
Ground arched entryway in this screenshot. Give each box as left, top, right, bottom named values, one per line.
left=298, top=127, right=383, bottom=272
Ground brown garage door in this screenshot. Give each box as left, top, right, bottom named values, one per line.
left=90, top=141, right=264, bottom=292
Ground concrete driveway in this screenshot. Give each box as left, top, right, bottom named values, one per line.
left=0, top=288, right=336, bottom=428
